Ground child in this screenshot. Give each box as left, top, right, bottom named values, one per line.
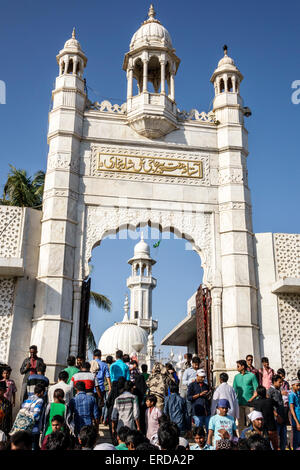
left=207, top=399, right=237, bottom=449
left=115, top=425, right=130, bottom=450
left=78, top=425, right=98, bottom=450
left=1, top=366, right=17, bottom=407
left=43, top=389, right=68, bottom=440
left=41, top=415, right=64, bottom=450
left=190, top=426, right=211, bottom=450
left=288, top=378, right=300, bottom=450
left=145, top=394, right=162, bottom=441
left=164, top=382, right=188, bottom=434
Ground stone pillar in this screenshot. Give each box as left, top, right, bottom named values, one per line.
left=170, top=72, right=175, bottom=100
left=127, top=67, right=133, bottom=99
left=211, top=288, right=225, bottom=370
left=160, top=60, right=166, bottom=94
left=143, top=60, right=148, bottom=92
left=70, top=281, right=82, bottom=355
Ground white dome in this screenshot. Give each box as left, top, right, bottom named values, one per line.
left=64, top=28, right=82, bottom=52
left=134, top=237, right=150, bottom=257
left=130, top=5, right=172, bottom=51
left=98, top=321, right=148, bottom=357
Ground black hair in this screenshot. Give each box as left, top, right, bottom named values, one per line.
left=37, top=364, right=46, bottom=374
left=116, top=350, right=123, bottom=359
left=67, top=355, right=76, bottom=366
left=76, top=354, right=85, bottom=360
left=272, top=374, right=282, bottom=384
left=51, top=415, right=64, bottom=424
left=256, top=385, right=267, bottom=399
left=277, top=368, right=286, bottom=377
left=158, top=414, right=170, bottom=426
left=2, top=366, right=12, bottom=374
left=193, top=426, right=206, bottom=437
left=117, top=426, right=131, bottom=443
left=124, top=380, right=134, bottom=393
left=125, top=430, right=146, bottom=449
left=236, top=360, right=247, bottom=369
left=123, top=354, right=130, bottom=363
left=158, top=423, right=179, bottom=450
left=237, top=438, right=250, bottom=450
left=261, top=357, right=269, bottom=363
left=58, top=371, right=69, bottom=382
left=246, top=354, right=253, bottom=360
left=169, top=382, right=179, bottom=394
left=79, top=425, right=98, bottom=448
left=106, top=355, right=113, bottom=365
left=146, top=394, right=157, bottom=405
left=10, top=431, right=32, bottom=450
left=82, top=362, right=91, bottom=370
left=246, top=434, right=271, bottom=450
left=165, top=363, right=174, bottom=370
left=34, top=383, right=45, bottom=395
left=297, top=369, right=300, bottom=381
left=141, top=364, right=148, bottom=373
left=53, top=388, right=65, bottom=400
left=46, top=431, right=70, bottom=451
left=136, top=442, right=158, bottom=450
left=185, top=353, right=192, bottom=361
left=75, top=381, right=86, bottom=392
left=117, top=376, right=126, bottom=394
left=0, top=381, right=7, bottom=390
left=93, top=349, right=101, bottom=358
left=29, top=345, right=37, bottom=351
left=220, top=372, right=229, bottom=383
left=191, top=356, right=200, bottom=364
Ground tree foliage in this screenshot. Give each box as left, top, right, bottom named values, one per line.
left=1, top=165, right=45, bottom=209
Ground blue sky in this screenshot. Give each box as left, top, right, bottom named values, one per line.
left=0, top=1, right=299, bottom=360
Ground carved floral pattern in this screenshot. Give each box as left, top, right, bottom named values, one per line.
left=0, top=206, right=23, bottom=258
left=274, top=234, right=300, bottom=279
left=278, top=294, right=300, bottom=381
left=47, top=153, right=80, bottom=174
left=87, top=100, right=127, bottom=114
left=0, top=278, right=15, bottom=363
left=83, top=205, right=213, bottom=287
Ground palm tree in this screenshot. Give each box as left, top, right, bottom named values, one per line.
left=86, top=292, right=112, bottom=354
left=1, top=165, right=45, bottom=209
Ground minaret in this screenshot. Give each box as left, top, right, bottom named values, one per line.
left=122, top=4, right=180, bottom=138
left=127, top=234, right=157, bottom=335
left=31, top=29, right=88, bottom=382
left=210, top=46, right=260, bottom=371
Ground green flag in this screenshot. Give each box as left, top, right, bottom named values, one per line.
left=153, top=240, right=161, bottom=248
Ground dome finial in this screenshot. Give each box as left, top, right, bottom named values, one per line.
left=72, top=27, right=76, bottom=39
left=223, top=44, right=228, bottom=56
left=140, top=232, right=144, bottom=241
left=148, top=4, right=156, bottom=20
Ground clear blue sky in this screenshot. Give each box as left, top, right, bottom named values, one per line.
left=0, top=1, right=299, bottom=359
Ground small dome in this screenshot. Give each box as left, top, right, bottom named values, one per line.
left=64, top=28, right=82, bottom=51
left=134, top=234, right=150, bottom=257
left=218, top=54, right=235, bottom=67
left=98, top=321, right=148, bottom=357
left=130, top=5, right=173, bottom=51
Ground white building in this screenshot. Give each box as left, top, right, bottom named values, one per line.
left=0, top=5, right=299, bottom=407
left=98, top=235, right=157, bottom=368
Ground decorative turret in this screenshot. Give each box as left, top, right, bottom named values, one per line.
left=56, top=28, right=87, bottom=78
left=210, top=45, right=244, bottom=125
left=123, top=5, right=180, bottom=138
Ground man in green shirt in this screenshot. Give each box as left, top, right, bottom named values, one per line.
left=64, top=356, right=79, bottom=385
left=233, top=359, right=258, bottom=436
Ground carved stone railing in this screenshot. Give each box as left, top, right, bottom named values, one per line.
left=177, top=108, right=217, bottom=123
left=0, top=206, right=23, bottom=258
left=86, top=99, right=127, bottom=114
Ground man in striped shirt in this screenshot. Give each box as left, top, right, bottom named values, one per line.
left=111, top=380, right=140, bottom=435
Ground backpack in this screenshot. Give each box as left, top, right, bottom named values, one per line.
left=9, top=407, right=35, bottom=435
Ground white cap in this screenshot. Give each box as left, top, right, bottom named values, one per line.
left=197, top=370, right=206, bottom=377
left=248, top=411, right=263, bottom=422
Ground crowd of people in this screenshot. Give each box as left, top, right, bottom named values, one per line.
left=0, top=346, right=299, bottom=451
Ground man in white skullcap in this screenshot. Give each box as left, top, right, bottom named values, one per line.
left=240, top=410, right=270, bottom=443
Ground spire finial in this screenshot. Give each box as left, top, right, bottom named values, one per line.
left=72, top=27, right=76, bottom=39
left=140, top=232, right=144, bottom=241
left=122, top=294, right=129, bottom=322
left=223, top=44, right=228, bottom=56
left=148, top=4, right=156, bottom=20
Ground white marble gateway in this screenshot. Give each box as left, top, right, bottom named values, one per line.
left=0, top=5, right=299, bottom=388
